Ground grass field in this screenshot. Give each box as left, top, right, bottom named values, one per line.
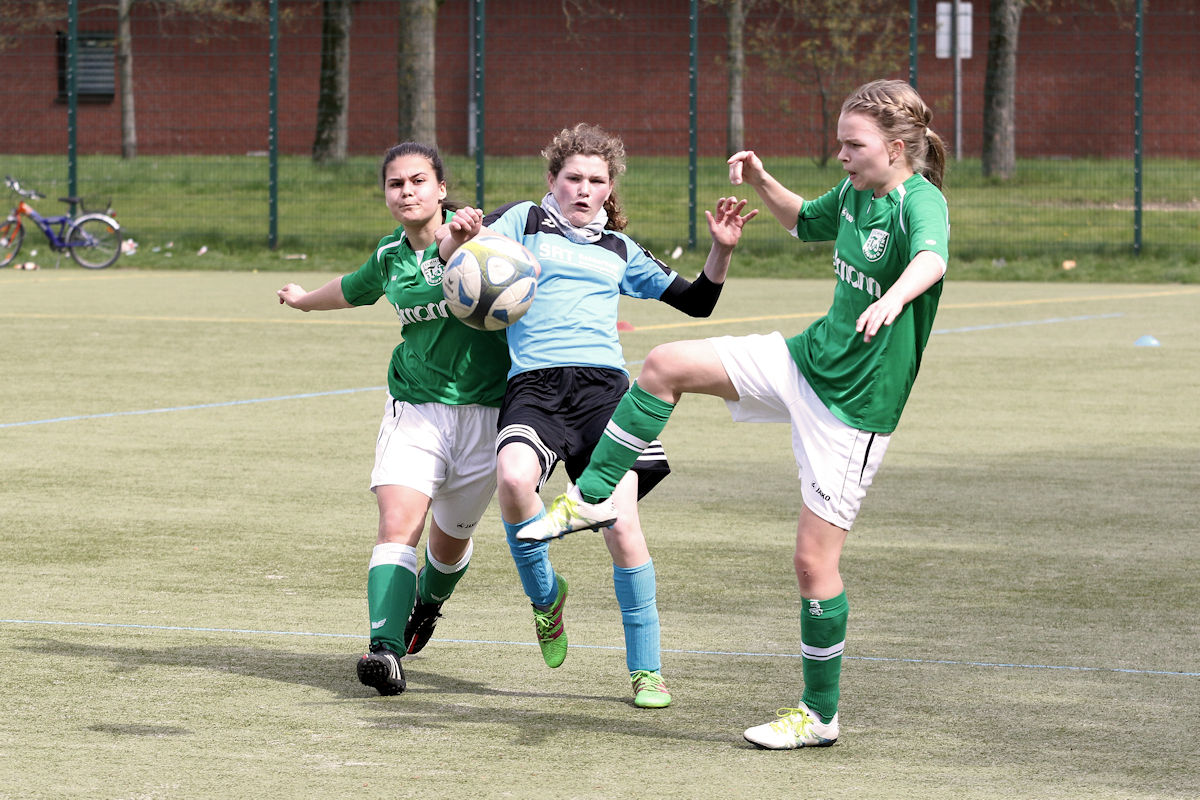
left=1, top=269, right=1198, bottom=799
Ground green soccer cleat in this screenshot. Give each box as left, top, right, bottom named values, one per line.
left=743, top=702, right=839, bottom=749
left=532, top=573, right=569, bottom=668
left=631, top=669, right=672, bottom=708
left=517, top=485, right=618, bottom=542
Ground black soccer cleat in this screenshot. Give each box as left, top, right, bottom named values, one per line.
left=356, top=642, right=406, bottom=696
left=404, top=599, right=444, bottom=655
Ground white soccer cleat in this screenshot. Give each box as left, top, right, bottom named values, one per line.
left=517, top=484, right=618, bottom=542
left=743, top=702, right=839, bottom=749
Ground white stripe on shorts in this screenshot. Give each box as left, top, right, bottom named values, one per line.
left=497, top=423, right=556, bottom=466
left=497, top=423, right=559, bottom=492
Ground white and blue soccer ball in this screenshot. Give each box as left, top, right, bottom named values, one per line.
left=443, top=232, right=539, bottom=331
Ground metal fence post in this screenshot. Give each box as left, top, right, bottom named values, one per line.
left=688, top=0, right=698, bottom=250
left=1133, top=0, right=1143, bottom=255
left=67, top=0, right=78, bottom=207
left=952, top=0, right=962, bottom=162
left=909, top=0, right=919, bottom=89
left=268, top=0, right=279, bottom=250
left=473, top=0, right=486, bottom=210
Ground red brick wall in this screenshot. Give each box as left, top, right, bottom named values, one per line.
left=6, top=0, right=1197, bottom=159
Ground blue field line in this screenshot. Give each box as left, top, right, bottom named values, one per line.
left=931, top=312, right=1123, bottom=335
left=0, top=386, right=387, bottom=429
left=2, top=618, right=1195, bottom=678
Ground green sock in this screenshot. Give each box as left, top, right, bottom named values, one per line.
left=366, top=543, right=418, bottom=653
left=418, top=539, right=472, bottom=604
left=577, top=382, right=675, bottom=503
left=799, top=591, right=848, bottom=723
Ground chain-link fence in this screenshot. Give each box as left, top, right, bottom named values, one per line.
left=4, top=0, right=1197, bottom=265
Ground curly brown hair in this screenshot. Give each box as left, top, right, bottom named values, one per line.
left=541, top=123, right=628, bottom=231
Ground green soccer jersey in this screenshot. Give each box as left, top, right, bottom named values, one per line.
left=786, top=174, right=948, bottom=433
left=340, top=216, right=510, bottom=407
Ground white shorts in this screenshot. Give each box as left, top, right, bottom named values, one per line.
left=371, top=396, right=500, bottom=539
left=709, top=332, right=890, bottom=530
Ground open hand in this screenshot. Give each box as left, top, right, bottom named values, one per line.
left=856, top=295, right=905, bottom=342
left=706, top=196, right=759, bottom=249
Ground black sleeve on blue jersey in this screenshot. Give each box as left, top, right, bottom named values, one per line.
left=658, top=272, right=724, bottom=317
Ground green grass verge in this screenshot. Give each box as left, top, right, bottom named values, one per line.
left=3, top=154, right=1197, bottom=283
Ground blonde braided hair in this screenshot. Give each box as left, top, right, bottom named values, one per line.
left=842, top=80, right=947, bottom=190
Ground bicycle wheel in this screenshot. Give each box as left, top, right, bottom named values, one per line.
left=66, top=213, right=122, bottom=269
left=0, top=216, right=24, bottom=268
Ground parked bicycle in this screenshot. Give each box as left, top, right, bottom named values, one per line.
left=0, top=176, right=123, bottom=269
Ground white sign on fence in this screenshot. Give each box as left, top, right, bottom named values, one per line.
left=936, top=2, right=973, bottom=59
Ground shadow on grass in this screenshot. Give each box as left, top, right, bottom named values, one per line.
left=24, top=634, right=734, bottom=744
left=22, top=634, right=362, bottom=693
left=87, top=722, right=194, bottom=737
left=361, top=694, right=735, bottom=746
left=23, top=635, right=579, bottom=697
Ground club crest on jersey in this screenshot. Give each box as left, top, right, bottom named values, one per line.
left=420, top=256, right=444, bottom=285
left=862, top=229, right=890, bottom=262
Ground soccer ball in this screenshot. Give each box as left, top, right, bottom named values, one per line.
left=443, top=232, right=539, bottom=331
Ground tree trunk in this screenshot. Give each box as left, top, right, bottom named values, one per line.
left=726, top=0, right=746, bottom=155
left=312, top=0, right=352, bottom=163
left=397, top=0, right=438, bottom=146
left=982, top=0, right=1022, bottom=179
left=118, top=0, right=136, bottom=159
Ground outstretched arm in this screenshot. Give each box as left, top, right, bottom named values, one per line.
left=277, top=276, right=352, bottom=311
left=700, top=195, right=759, bottom=283
left=660, top=196, right=758, bottom=318
left=728, top=150, right=804, bottom=232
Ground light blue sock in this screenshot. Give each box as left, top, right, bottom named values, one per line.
left=504, top=509, right=558, bottom=608
left=613, top=559, right=661, bottom=673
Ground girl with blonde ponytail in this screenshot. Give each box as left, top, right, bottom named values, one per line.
left=535, top=81, right=951, bottom=749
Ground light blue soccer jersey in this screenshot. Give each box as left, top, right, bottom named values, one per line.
left=483, top=201, right=678, bottom=378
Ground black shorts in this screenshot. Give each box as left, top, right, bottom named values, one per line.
left=498, top=366, right=670, bottom=500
